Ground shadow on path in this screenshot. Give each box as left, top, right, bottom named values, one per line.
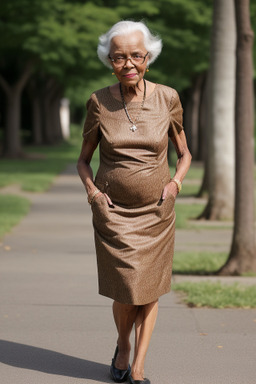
left=0, top=340, right=111, bottom=383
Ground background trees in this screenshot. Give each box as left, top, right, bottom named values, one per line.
left=0, top=0, right=213, bottom=156
left=219, top=0, right=256, bottom=274
left=0, top=0, right=120, bottom=156
left=199, top=0, right=236, bottom=220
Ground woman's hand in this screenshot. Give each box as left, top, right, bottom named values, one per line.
left=92, top=191, right=114, bottom=207
left=161, top=181, right=178, bottom=201
left=103, top=193, right=114, bottom=206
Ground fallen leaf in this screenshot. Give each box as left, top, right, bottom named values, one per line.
left=4, top=246, right=11, bottom=251
left=200, top=333, right=208, bottom=336
left=217, top=346, right=223, bottom=349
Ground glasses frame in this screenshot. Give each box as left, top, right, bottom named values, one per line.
left=108, top=52, right=149, bottom=67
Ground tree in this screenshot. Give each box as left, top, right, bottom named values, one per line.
left=0, top=0, right=120, bottom=155
left=198, top=0, right=236, bottom=220
left=0, top=0, right=215, bottom=154
left=0, top=60, right=34, bottom=157
left=219, top=0, right=256, bottom=275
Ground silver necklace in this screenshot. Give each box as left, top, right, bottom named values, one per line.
left=119, top=79, right=146, bottom=132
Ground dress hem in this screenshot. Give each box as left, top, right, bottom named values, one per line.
left=98, top=286, right=172, bottom=306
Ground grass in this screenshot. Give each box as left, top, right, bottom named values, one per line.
left=172, top=281, right=256, bottom=308
left=175, top=203, right=205, bottom=229
left=172, top=250, right=256, bottom=309
left=0, top=125, right=84, bottom=239
left=0, top=125, right=100, bottom=192
left=179, top=184, right=201, bottom=197
left=0, top=142, right=80, bottom=192
left=0, top=195, right=30, bottom=238
left=173, top=251, right=228, bottom=275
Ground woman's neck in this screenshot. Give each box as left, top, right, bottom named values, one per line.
left=122, top=79, right=145, bottom=100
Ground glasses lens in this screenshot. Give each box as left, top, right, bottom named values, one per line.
left=112, top=53, right=147, bottom=67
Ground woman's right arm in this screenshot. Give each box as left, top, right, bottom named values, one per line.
left=77, top=139, right=101, bottom=201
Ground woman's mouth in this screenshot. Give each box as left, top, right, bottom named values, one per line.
left=123, top=73, right=137, bottom=78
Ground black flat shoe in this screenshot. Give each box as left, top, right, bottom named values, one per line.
left=128, top=375, right=151, bottom=384
left=110, top=346, right=131, bottom=383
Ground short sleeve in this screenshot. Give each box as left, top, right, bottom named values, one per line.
left=168, top=90, right=184, bottom=138
left=82, top=93, right=101, bottom=144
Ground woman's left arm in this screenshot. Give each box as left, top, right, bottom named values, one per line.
left=162, top=130, right=192, bottom=200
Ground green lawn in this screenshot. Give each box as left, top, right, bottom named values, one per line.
left=0, top=195, right=30, bottom=238
left=173, top=281, right=256, bottom=309
left=0, top=126, right=100, bottom=192
left=175, top=203, right=205, bottom=229
left=173, top=251, right=228, bottom=275
left=0, top=141, right=81, bottom=192
left=0, top=126, right=84, bottom=238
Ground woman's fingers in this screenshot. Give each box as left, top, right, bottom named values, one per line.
left=161, top=187, right=168, bottom=200
left=161, top=183, right=178, bottom=200
left=104, top=193, right=114, bottom=207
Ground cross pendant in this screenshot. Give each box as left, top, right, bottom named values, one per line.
left=130, top=124, right=137, bottom=132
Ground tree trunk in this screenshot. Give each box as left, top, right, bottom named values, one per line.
left=32, top=95, right=43, bottom=145
left=199, top=0, right=236, bottom=220
left=218, top=0, right=256, bottom=275
left=50, top=90, right=63, bottom=142
left=42, top=78, right=63, bottom=144
left=27, top=78, right=43, bottom=145
left=198, top=72, right=208, bottom=163
left=190, top=73, right=205, bottom=161
left=197, top=72, right=210, bottom=197
left=0, top=62, right=34, bottom=157
left=5, top=89, right=22, bottom=157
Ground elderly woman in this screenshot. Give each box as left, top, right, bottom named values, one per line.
left=77, top=20, right=191, bottom=384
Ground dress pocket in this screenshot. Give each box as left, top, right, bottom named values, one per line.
left=91, top=192, right=106, bottom=211
left=91, top=193, right=110, bottom=228
left=156, top=193, right=175, bottom=219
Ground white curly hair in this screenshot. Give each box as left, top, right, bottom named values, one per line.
left=97, top=20, right=162, bottom=69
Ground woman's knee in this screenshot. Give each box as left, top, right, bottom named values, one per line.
left=113, top=300, right=138, bottom=314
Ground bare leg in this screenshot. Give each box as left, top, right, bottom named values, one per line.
left=132, top=300, right=159, bottom=380
left=112, top=301, right=138, bottom=370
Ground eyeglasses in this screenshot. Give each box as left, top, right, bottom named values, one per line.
left=108, top=52, right=149, bottom=67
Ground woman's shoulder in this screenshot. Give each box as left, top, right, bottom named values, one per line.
left=89, top=86, right=110, bottom=102
left=153, top=84, right=181, bottom=110
left=155, top=83, right=179, bottom=99
left=85, top=87, right=112, bottom=112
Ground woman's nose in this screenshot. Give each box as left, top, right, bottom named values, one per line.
left=124, top=58, right=135, bottom=68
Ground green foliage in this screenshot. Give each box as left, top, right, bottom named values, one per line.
left=251, top=1, right=256, bottom=77
left=0, top=195, right=30, bottom=238
left=0, top=0, right=214, bottom=105
left=173, top=281, right=256, bottom=308
left=140, top=0, right=213, bottom=90
left=0, top=0, right=120, bottom=84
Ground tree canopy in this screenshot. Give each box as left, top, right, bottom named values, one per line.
left=0, top=0, right=213, bottom=111
left=1, top=0, right=255, bottom=142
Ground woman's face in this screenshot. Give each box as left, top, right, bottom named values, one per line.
left=109, top=31, right=149, bottom=87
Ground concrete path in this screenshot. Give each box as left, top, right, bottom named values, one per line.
left=1, top=164, right=256, bottom=384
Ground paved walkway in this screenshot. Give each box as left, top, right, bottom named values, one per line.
left=0, top=164, right=256, bottom=384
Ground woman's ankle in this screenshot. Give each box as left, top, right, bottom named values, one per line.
left=114, top=341, right=131, bottom=370
left=131, top=366, right=144, bottom=380
left=117, top=338, right=131, bottom=353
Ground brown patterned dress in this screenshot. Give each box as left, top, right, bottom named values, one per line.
left=83, top=84, right=183, bottom=305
